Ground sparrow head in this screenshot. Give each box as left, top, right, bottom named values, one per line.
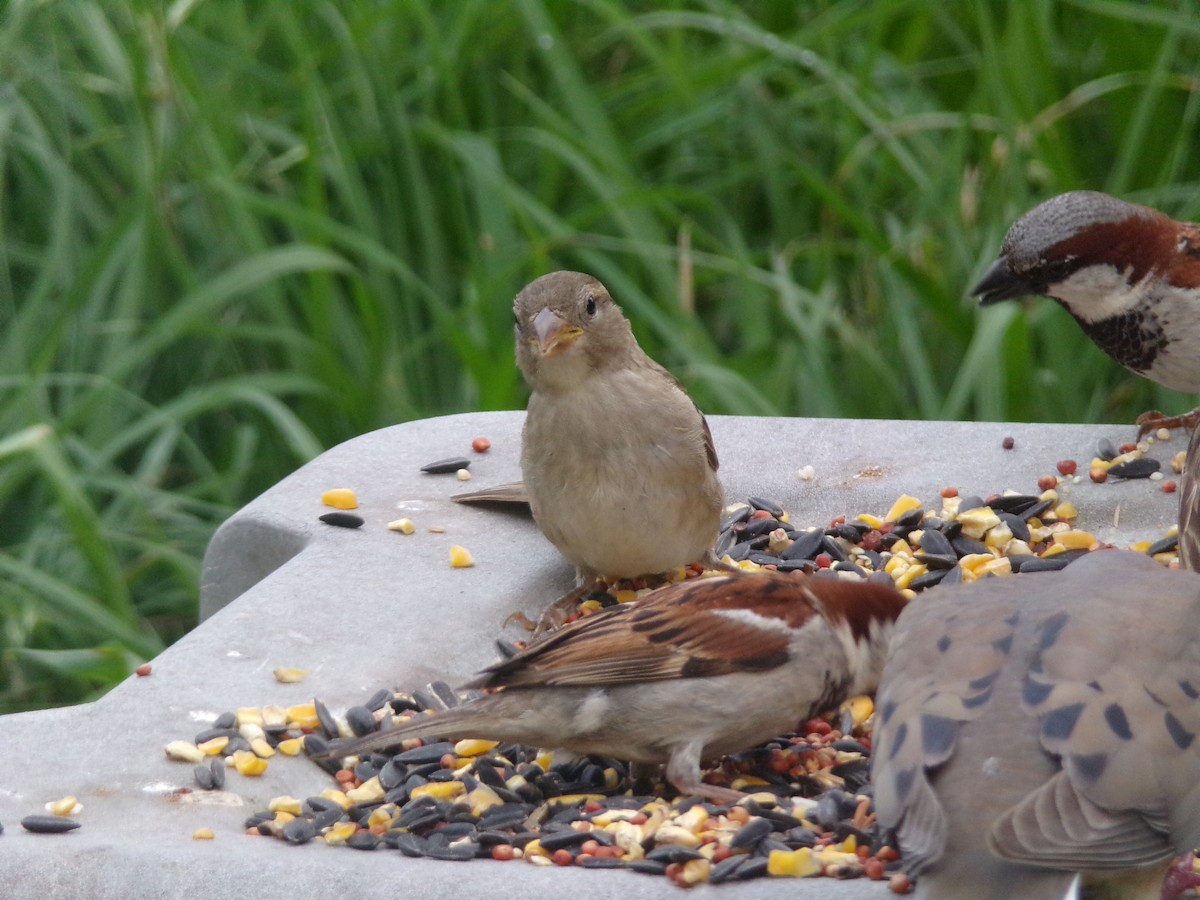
left=513, top=271, right=637, bottom=390
left=971, top=190, right=1184, bottom=314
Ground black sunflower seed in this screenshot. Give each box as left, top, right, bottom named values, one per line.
left=421, top=457, right=470, bottom=474
left=319, top=512, right=364, bottom=528
left=730, top=816, right=772, bottom=849
left=783, top=528, right=825, bottom=560
left=1108, top=457, right=1160, bottom=479
left=282, top=817, right=317, bottom=844
left=395, top=741, right=455, bottom=764
left=916, top=527, right=955, bottom=557
left=748, top=496, right=785, bottom=517
left=1148, top=534, right=1179, bottom=556
left=21, top=815, right=81, bottom=834
left=1012, top=555, right=1071, bottom=573
left=346, top=705, right=377, bottom=737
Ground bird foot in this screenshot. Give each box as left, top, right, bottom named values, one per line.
left=508, top=583, right=593, bottom=638
left=1135, top=407, right=1200, bottom=439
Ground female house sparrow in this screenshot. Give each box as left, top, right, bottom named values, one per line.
left=972, top=190, right=1200, bottom=433
left=328, top=571, right=906, bottom=803
left=871, top=427, right=1200, bottom=898
left=514, top=271, right=728, bottom=630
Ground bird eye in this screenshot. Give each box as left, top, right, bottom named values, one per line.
left=585, top=295, right=598, bottom=317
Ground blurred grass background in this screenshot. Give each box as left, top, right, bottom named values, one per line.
left=3, top=0, right=1199, bottom=711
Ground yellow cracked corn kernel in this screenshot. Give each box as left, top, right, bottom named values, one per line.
left=286, top=704, right=319, bottom=729
left=321, top=488, right=358, bottom=509
left=324, top=821, right=358, bottom=844
left=449, top=545, right=475, bottom=568
left=346, top=776, right=385, bottom=805
left=197, top=736, right=229, bottom=756
left=368, top=805, right=399, bottom=828
left=679, top=858, right=711, bottom=885
left=268, top=796, right=302, bottom=815
left=548, top=793, right=606, bottom=807
left=388, top=518, right=416, bottom=534
left=980, top=557, right=1013, bottom=577
left=164, top=741, right=205, bottom=764
left=856, top=513, right=884, bottom=530
left=235, top=707, right=263, bottom=728
left=984, top=522, right=1013, bottom=548
left=467, top=784, right=504, bottom=815
left=591, top=808, right=639, bottom=827
left=410, top=781, right=465, bottom=801
left=840, top=695, right=873, bottom=728
left=250, top=737, right=276, bottom=758
left=1003, top=539, right=1035, bottom=558
left=1052, top=501, right=1078, bottom=520
left=675, top=805, right=709, bottom=834
left=47, top=796, right=79, bottom=816
left=768, top=847, right=821, bottom=877
left=1053, top=530, right=1096, bottom=550
left=277, top=738, right=303, bottom=757
left=957, top=507, right=1000, bottom=539
left=892, top=563, right=929, bottom=591
left=193, top=828, right=215, bottom=840
left=454, top=739, right=497, bottom=757
left=233, top=750, right=267, bottom=776
left=652, top=824, right=700, bottom=848
left=272, top=667, right=309, bottom=684
left=884, top=495, right=922, bottom=523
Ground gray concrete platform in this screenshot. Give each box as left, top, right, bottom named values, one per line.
left=0, top=412, right=1185, bottom=899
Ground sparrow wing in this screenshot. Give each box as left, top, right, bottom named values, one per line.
left=470, top=574, right=902, bottom=689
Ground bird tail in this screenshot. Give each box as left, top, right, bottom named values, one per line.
left=321, top=694, right=517, bottom=760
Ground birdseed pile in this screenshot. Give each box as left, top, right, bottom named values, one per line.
left=142, top=431, right=1190, bottom=891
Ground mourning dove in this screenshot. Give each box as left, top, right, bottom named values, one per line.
left=872, top=425, right=1200, bottom=898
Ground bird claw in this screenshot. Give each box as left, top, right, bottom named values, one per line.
left=1135, top=407, right=1200, bottom=439
left=502, top=609, right=540, bottom=632
left=524, top=584, right=593, bottom=637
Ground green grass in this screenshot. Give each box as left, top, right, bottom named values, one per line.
left=3, top=0, right=1199, bottom=711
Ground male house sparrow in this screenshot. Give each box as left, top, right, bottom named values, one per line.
left=514, top=271, right=728, bottom=630
left=871, top=427, right=1200, bottom=899
left=328, top=571, right=906, bottom=803
left=972, top=190, right=1200, bottom=432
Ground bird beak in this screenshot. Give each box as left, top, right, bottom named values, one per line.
left=971, top=255, right=1036, bottom=305
left=531, top=307, right=583, bottom=356
left=974, top=256, right=1041, bottom=307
